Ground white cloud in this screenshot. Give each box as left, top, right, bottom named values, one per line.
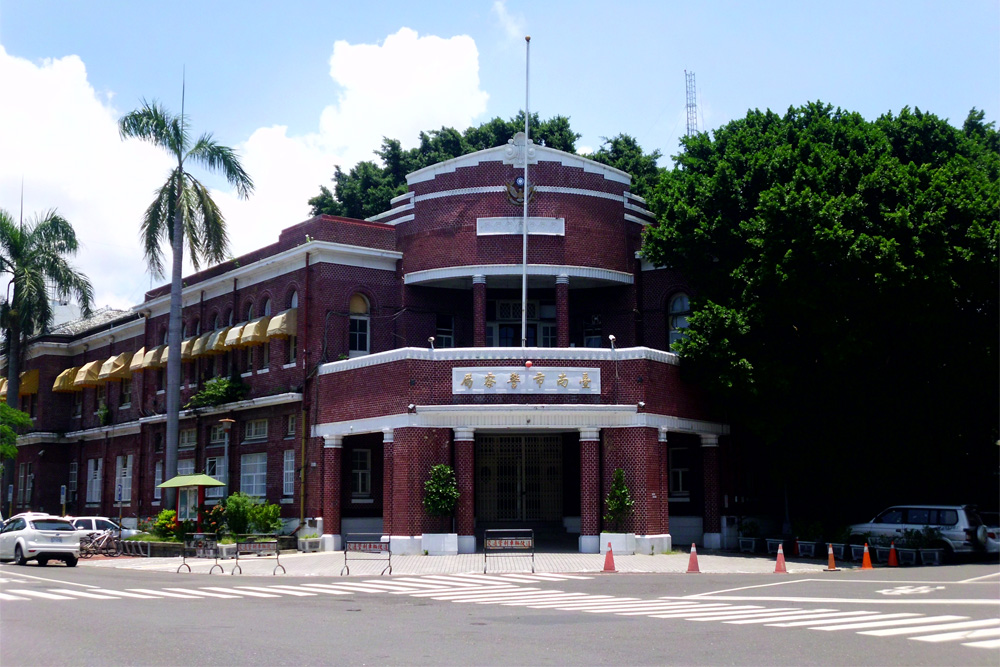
left=492, top=1, right=526, bottom=42
left=0, top=29, right=490, bottom=311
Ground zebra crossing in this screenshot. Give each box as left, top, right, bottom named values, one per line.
left=1, top=572, right=997, bottom=650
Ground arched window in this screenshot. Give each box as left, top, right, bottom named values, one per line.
left=245, top=302, right=253, bottom=323
left=286, top=291, right=299, bottom=365
left=668, top=293, right=691, bottom=349
left=212, top=313, right=220, bottom=330
left=262, top=298, right=272, bottom=317
left=225, top=309, right=233, bottom=326
left=289, top=291, right=298, bottom=309
left=348, top=293, right=370, bottom=357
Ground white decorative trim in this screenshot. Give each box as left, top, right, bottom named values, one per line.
left=16, top=423, right=142, bottom=445
left=579, top=427, right=600, bottom=441
left=317, top=345, right=677, bottom=376
left=472, top=274, right=486, bottom=285
left=556, top=274, right=569, bottom=285
left=415, top=186, right=505, bottom=203
left=453, top=366, right=600, bottom=394
left=366, top=201, right=414, bottom=222
left=138, top=392, right=303, bottom=425
left=624, top=213, right=651, bottom=226
left=453, top=427, right=475, bottom=441
left=534, top=186, right=623, bottom=202
left=657, top=418, right=730, bottom=437
left=625, top=192, right=648, bottom=204
left=377, top=213, right=414, bottom=226
left=624, top=202, right=652, bottom=216
left=404, top=264, right=633, bottom=287
left=382, top=428, right=394, bottom=444
left=323, top=435, right=343, bottom=448
left=700, top=433, right=720, bottom=447
left=390, top=191, right=415, bottom=205
left=476, top=217, right=564, bottom=236
left=406, top=143, right=630, bottom=186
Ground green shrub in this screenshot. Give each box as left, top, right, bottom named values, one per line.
left=423, top=464, right=459, bottom=517
left=223, top=492, right=282, bottom=535
left=184, top=377, right=249, bottom=409
left=250, top=501, right=282, bottom=534
left=603, top=468, right=635, bottom=532
left=151, top=509, right=179, bottom=540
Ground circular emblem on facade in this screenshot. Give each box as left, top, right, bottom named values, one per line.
left=515, top=176, right=525, bottom=187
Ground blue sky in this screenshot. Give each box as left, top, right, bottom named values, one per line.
left=1, top=0, right=997, bottom=309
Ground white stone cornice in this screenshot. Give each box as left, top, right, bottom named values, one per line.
left=453, top=427, right=475, bottom=441
left=700, top=433, right=720, bottom=447
left=382, top=428, right=394, bottom=443
left=323, top=434, right=343, bottom=448
left=579, top=427, right=600, bottom=441
left=138, top=392, right=303, bottom=425
left=657, top=418, right=731, bottom=438
left=403, top=264, right=633, bottom=287
left=318, top=345, right=678, bottom=376
left=17, top=422, right=142, bottom=445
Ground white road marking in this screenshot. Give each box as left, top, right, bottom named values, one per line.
left=866, top=619, right=1000, bottom=638
left=963, top=638, right=1000, bottom=649
left=584, top=602, right=734, bottom=614
left=957, top=572, right=1000, bottom=584
left=126, top=588, right=200, bottom=598
left=675, top=594, right=999, bottom=606
left=91, top=589, right=158, bottom=599
left=812, top=615, right=967, bottom=631
left=164, top=588, right=240, bottom=599
left=0, top=592, right=29, bottom=600
left=773, top=613, right=919, bottom=627
left=6, top=589, right=73, bottom=600
left=0, top=572, right=100, bottom=588
left=410, top=586, right=524, bottom=599
left=48, top=588, right=120, bottom=600
left=289, top=584, right=351, bottom=595
left=200, top=586, right=279, bottom=598
left=527, top=597, right=642, bottom=609
left=238, top=586, right=316, bottom=597
left=500, top=593, right=594, bottom=605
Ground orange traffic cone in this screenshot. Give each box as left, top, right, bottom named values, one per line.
left=774, top=543, right=788, bottom=573
left=823, top=543, right=840, bottom=572
left=888, top=542, right=899, bottom=567
left=793, top=538, right=800, bottom=557
left=686, top=543, right=701, bottom=573
left=861, top=543, right=874, bottom=570
left=603, top=542, right=617, bottom=573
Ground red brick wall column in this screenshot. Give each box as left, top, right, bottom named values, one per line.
left=453, top=428, right=475, bottom=537
left=473, top=275, right=486, bottom=347
left=556, top=275, right=569, bottom=347
left=580, top=428, right=600, bottom=536
left=382, top=429, right=393, bottom=535
left=322, top=435, right=342, bottom=536
left=701, top=434, right=721, bottom=535
left=658, top=429, right=670, bottom=536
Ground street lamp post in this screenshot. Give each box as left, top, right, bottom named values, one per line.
left=220, top=418, right=235, bottom=496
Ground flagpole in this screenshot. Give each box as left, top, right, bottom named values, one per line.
left=521, top=35, right=530, bottom=348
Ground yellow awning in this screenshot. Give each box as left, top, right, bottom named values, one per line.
left=240, top=316, right=272, bottom=346
left=192, top=331, right=212, bottom=357
left=53, top=366, right=81, bottom=392
left=266, top=308, right=297, bottom=339
left=207, top=327, right=231, bottom=354
left=74, top=361, right=102, bottom=387
left=20, top=369, right=39, bottom=395
left=180, top=337, right=195, bottom=360
left=224, top=323, right=247, bottom=348
left=98, top=352, right=133, bottom=382
left=0, top=378, right=7, bottom=399
left=142, top=345, right=165, bottom=369
left=129, top=347, right=146, bottom=373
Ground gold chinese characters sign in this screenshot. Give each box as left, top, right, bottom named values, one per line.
left=452, top=367, right=601, bottom=394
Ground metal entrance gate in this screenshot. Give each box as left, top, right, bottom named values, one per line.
left=475, top=435, right=563, bottom=522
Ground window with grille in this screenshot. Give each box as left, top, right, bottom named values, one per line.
left=96, top=384, right=106, bottom=409
left=68, top=461, right=78, bottom=501
left=178, top=428, right=197, bottom=449
left=210, top=424, right=226, bottom=444
left=283, top=450, right=295, bottom=496
left=286, top=414, right=296, bottom=437
left=74, top=392, right=82, bottom=417
left=669, top=447, right=690, bottom=496
left=154, top=462, right=163, bottom=500
left=245, top=419, right=267, bottom=441
left=115, top=454, right=133, bottom=502
left=351, top=449, right=372, bottom=497
left=120, top=378, right=132, bottom=406
left=435, top=314, right=454, bottom=348
left=178, top=459, right=195, bottom=476
left=17, top=462, right=31, bottom=505
left=241, top=453, right=267, bottom=497
left=86, top=458, right=102, bottom=503
left=205, top=457, right=226, bottom=498
left=668, top=293, right=691, bottom=349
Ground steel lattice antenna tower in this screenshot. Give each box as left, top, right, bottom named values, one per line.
left=685, top=70, right=698, bottom=136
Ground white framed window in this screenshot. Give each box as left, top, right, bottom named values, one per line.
left=205, top=457, right=226, bottom=499
left=351, top=449, right=372, bottom=497
left=154, top=461, right=163, bottom=500
left=348, top=293, right=370, bottom=357
left=241, top=452, right=267, bottom=497
left=17, top=462, right=30, bottom=505
left=95, top=384, right=106, bottom=410
left=115, top=454, right=133, bottom=502
left=435, top=313, right=454, bottom=348
left=286, top=414, right=296, bottom=437
left=245, top=418, right=268, bottom=441
left=73, top=391, right=83, bottom=417
left=68, top=461, right=78, bottom=501
left=541, top=323, right=557, bottom=348
left=178, top=458, right=195, bottom=476
left=178, top=428, right=197, bottom=449
left=263, top=298, right=272, bottom=317
left=261, top=339, right=270, bottom=369
left=283, top=450, right=295, bottom=496
left=669, top=447, right=690, bottom=497
left=210, top=424, right=227, bottom=444
left=120, top=378, right=132, bottom=406
left=668, top=293, right=691, bottom=349
left=288, top=293, right=298, bottom=364
left=86, top=458, right=102, bottom=503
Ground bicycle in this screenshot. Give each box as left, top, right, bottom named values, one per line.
left=80, top=530, right=122, bottom=557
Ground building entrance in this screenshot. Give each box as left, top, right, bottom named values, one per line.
left=475, top=434, right=563, bottom=522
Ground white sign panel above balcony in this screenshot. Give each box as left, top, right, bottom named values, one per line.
left=476, top=217, right=565, bottom=236
left=452, top=366, right=600, bottom=395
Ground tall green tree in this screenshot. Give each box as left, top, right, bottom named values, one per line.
left=119, top=100, right=253, bottom=506
left=309, top=113, right=582, bottom=220
left=0, top=403, right=32, bottom=471
left=643, top=102, right=999, bottom=523
left=0, top=208, right=94, bottom=402
left=587, top=134, right=663, bottom=201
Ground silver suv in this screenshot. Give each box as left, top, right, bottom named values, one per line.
left=849, top=504, right=999, bottom=556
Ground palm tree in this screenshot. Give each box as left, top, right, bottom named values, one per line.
left=118, top=100, right=253, bottom=506
left=0, top=208, right=94, bottom=402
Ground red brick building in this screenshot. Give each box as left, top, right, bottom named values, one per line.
left=8, top=134, right=732, bottom=553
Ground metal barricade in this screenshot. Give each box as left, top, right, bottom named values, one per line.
left=232, top=536, right=285, bottom=575
left=341, top=533, right=391, bottom=576
left=121, top=540, right=151, bottom=557
left=484, top=528, right=535, bottom=573
left=177, top=533, right=224, bottom=574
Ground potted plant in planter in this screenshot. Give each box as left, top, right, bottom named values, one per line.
left=792, top=521, right=824, bottom=558
left=895, top=529, right=922, bottom=566
left=905, top=526, right=946, bottom=565
left=600, top=468, right=636, bottom=555
left=421, top=464, right=460, bottom=556
left=297, top=532, right=322, bottom=553
left=738, top=518, right=762, bottom=553
left=827, top=527, right=850, bottom=561
left=848, top=532, right=872, bottom=561
left=869, top=534, right=893, bottom=563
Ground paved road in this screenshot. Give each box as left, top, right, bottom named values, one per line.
left=1, top=559, right=997, bottom=665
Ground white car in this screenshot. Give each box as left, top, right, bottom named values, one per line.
left=69, top=516, right=141, bottom=539
left=848, top=504, right=999, bottom=557
left=0, top=515, right=81, bottom=566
